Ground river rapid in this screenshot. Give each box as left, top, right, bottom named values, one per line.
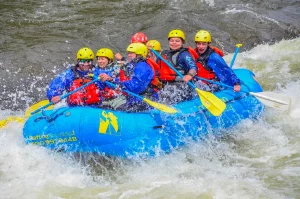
left=0, top=0, right=300, bottom=198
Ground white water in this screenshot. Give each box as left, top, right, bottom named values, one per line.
left=1, top=38, right=300, bottom=199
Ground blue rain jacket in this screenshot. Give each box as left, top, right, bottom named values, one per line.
left=208, top=53, right=240, bottom=86
left=119, top=60, right=154, bottom=94
left=176, top=50, right=198, bottom=73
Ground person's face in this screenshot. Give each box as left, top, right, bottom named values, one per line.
left=78, top=59, right=92, bottom=71
left=196, top=42, right=209, bottom=54
left=127, top=52, right=137, bottom=61
left=97, top=56, right=109, bottom=68
left=169, top=37, right=183, bottom=50
left=146, top=44, right=151, bottom=56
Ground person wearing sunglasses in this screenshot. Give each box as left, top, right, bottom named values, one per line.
left=47, top=47, right=105, bottom=106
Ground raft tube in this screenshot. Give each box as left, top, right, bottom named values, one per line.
left=23, top=69, right=264, bottom=157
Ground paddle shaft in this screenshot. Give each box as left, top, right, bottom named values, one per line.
left=151, top=48, right=227, bottom=116
left=194, top=76, right=288, bottom=105
left=105, top=81, right=142, bottom=100
left=229, top=44, right=242, bottom=68
left=31, top=78, right=100, bottom=114
left=105, top=81, right=178, bottom=114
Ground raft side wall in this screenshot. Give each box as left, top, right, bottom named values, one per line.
left=23, top=69, right=264, bottom=157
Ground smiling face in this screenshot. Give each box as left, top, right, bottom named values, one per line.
left=97, top=56, right=109, bottom=68
left=78, top=59, right=93, bottom=71
left=196, top=42, right=209, bottom=54
left=169, top=37, right=183, bottom=50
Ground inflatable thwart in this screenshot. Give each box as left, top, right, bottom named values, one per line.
left=23, top=69, right=264, bottom=157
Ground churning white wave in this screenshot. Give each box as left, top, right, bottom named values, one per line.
left=1, top=38, right=300, bottom=199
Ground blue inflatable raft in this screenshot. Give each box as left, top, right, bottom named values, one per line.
left=23, top=69, right=264, bottom=157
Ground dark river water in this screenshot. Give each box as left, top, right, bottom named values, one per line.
left=0, top=0, right=299, bottom=110
left=1, top=1, right=300, bottom=199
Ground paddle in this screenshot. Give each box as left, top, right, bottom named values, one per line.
left=151, top=49, right=226, bottom=116
left=225, top=43, right=291, bottom=111
left=0, top=100, right=52, bottom=129
left=31, top=78, right=101, bottom=115
left=229, top=44, right=242, bottom=68
left=194, top=76, right=291, bottom=111
left=1, top=76, right=102, bottom=128
left=105, top=81, right=177, bottom=114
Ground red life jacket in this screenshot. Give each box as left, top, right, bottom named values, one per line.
left=101, top=87, right=118, bottom=99
left=145, top=58, right=162, bottom=91
left=157, top=48, right=188, bottom=81
left=212, top=46, right=224, bottom=57
left=68, top=66, right=102, bottom=105
left=188, top=46, right=224, bottom=82
left=119, top=70, right=130, bottom=82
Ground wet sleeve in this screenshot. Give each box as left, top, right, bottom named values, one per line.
left=46, top=69, right=74, bottom=100
left=178, top=51, right=198, bottom=73
left=208, top=53, right=241, bottom=86
left=120, top=62, right=154, bottom=94
left=93, top=68, right=109, bottom=90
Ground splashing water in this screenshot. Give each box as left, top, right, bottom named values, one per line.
left=1, top=38, right=300, bottom=198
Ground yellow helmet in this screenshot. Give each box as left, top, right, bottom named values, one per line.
left=76, top=47, right=94, bottom=60
left=194, top=30, right=212, bottom=43
left=168, top=29, right=186, bottom=41
left=96, top=48, right=114, bottom=61
left=126, top=43, right=148, bottom=58
left=146, top=40, right=162, bottom=51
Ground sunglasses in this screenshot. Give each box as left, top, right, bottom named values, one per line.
left=78, top=59, right=93, bottom=63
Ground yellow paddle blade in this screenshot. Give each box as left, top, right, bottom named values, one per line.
left=196, top=88, right=226, bottom=116
left=143, top=98, right=177, bottom=114
left=0, top=100, right=53, bottom=129
left=0, top=119, right=7, bottom=128
left=0, top=116, right=24, bottom=129
left=6, top=116, right=24, bottom=123
left=24, top=100, right=53, bottom=118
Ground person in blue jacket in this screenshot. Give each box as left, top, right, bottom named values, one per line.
left=193, top=30, right=241, bottom=92
left=99, top=43, right=155, bottom=112
left=157, top=29, right=198, bottom=104
left=47, top=47, right=106, bottom=106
